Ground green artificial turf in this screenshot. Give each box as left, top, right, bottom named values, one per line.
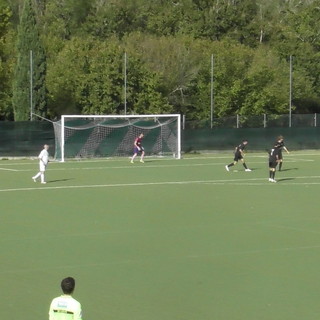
left=0, top=151, right=319, bottom=320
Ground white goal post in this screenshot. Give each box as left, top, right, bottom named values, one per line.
left=53, top=114, right=181, bottom=162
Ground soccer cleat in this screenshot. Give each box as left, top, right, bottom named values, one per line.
left=225, top=165, right=229, bottom=172
left=41, top=181, right=47, bottom=184
left=140, top=159, right=144, bottom=163
left=268, top=178, right=272, bottom=182
left=245, top=168, right=252, bottom=172
left=272, top=179, right=277, bottom=183
left=32, top=177, right=36, bottom=182
left=130, top=160, right=134, bottom=164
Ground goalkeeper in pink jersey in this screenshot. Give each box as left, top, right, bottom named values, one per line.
left=130, top=133, right=145, bottom=163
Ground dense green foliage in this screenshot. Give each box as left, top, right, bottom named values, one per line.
left=11, top=0, right=47, bottom=120
left=0, top=0, right=12, bottom=119
left=1, top=0, right=320, bottom=121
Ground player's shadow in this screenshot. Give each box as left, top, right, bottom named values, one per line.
left=277, top=177, right=295, bottom=182
left=47, top=178, right=74, bottom=183
left=279, top=168, right=298, bottom=172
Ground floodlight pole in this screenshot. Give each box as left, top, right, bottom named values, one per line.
left=124, top=52, right=127, bottom=115
left=210, top=54, right=214, bottom=129
left=30, top=50, right=33, bottom=121
left=289, top=55, right=293, bottom=128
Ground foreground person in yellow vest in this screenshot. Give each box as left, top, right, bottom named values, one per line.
left=49, top=277, right=83, bottom=320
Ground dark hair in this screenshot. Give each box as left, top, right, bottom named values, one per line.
left=61, top=277, right=75, bottom=294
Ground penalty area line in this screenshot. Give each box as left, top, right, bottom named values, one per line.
left=0, top=167, right=19, bottom=171
left=1, top=175, right=320, bottom=192
left=0, top=178, right=266, bottom=192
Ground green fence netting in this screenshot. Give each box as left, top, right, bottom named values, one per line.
left=0, top=121, right=319, bottom=157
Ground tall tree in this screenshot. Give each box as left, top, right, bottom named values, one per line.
left=46, top=36, right=172, bottom=117
left=0, top=0, right=13, bottom=120
left=12, top=0, right=47, bottom=121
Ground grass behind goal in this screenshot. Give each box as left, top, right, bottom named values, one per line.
left=0, top=151, right=320, bottom=320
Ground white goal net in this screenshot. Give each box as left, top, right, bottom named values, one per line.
left=53, top=114, right=181, bottom=161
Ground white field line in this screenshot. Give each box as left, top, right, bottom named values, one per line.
left=2, top=158, right=315, bottom=172
left=287, top=158, right=314, bottom=162
left=1, top=162, right=238, bottom=172
left=1, top=175, right=320, bottom=192
left=2, top=243, right=320, bottom=274
left=263, top=223, right=320, bottom=235
left=0, top=152, right=318, bottom=167
left=0, top=167, right=19, bottom=171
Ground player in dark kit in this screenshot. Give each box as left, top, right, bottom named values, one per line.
left=274, top=135, right=289, bottom=171
left=225, top=140, right=251, bottom=172
left=268, top=146, right=280, bottom=183
left=131, top=133, right=145, bottom=163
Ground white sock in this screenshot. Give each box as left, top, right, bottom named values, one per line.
left=33, top=172, right=41, bottom=179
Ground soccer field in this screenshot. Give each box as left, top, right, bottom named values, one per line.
left=0, top=151, right=319, bottom=320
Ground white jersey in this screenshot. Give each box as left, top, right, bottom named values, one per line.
left=39, top=149, right=49, bottom=165
left=49, top=295, right=82, bottom=320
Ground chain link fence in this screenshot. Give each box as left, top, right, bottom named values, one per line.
left=1, top=114, right=320, bottom=157
left=184, top=113, right=319, bottom=129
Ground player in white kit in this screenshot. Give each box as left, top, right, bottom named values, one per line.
left=32, top=144, right=49, bottom=184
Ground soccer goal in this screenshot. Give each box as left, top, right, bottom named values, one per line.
left=53, top=114, right=181, bottom=162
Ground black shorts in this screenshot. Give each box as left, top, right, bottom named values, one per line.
left=269, top=161, right=277, bottom=169
left=234, top=152, right=243, bottom=162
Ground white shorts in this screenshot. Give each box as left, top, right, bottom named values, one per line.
left=39, top=162, right=47, bottom=172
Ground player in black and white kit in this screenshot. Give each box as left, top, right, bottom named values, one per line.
left=268, top=145, right=280, bottom=183
left=225, top=140, right=251, bottom=172
left=274, top=135, right=289, bottom=171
